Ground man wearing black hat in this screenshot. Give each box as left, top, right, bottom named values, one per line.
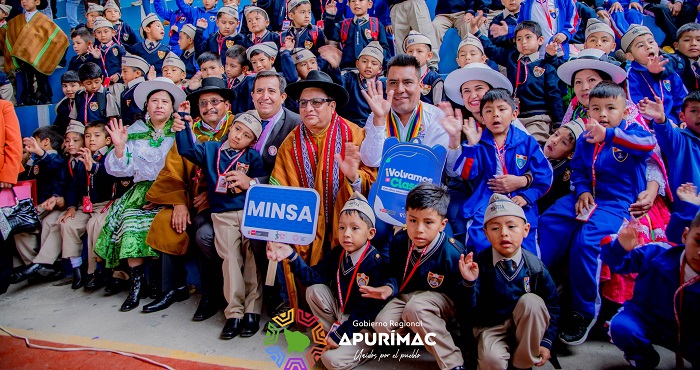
left=142, top=77, right=237, bottom=321
left=270, top=70, right=377, bottom=310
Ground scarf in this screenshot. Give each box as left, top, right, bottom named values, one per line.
left=292, top=112, right=351, bottom=224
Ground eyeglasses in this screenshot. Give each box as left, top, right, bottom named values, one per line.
left=198, top=98, right=226, bottom=107
left=298, top=98, right=334, bottom=108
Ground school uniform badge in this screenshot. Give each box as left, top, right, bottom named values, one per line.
left=158, top=51, right=166, bottom=59
left=209, top=15, right=216, bottom=22
left=125, top=99, right=131, bottom=107
left=421, top=84, right=431, bottom=96
left=563, top=168, right=571, bottom=182
left=515, top=154, right=527, bottom=169
left=112, top=48, right=119, bottom=56
left=612, top=147, right=628, bottom=162
left=364, top=28, right=372, bottom=40
left=533, top=66, right=545, bottom=77
left=123, top=33, right=129, bottom=41
left=236, top=162, right=249, bottom=173
left=356, top=273, right=368, bottom=286
left=663, top=79, right=671, bottom=92
left=304, top=40, right=313, bottom=49
left=427, top=272, right=444, bottom=288
left=524, top=276, right=531, bottom=293
left=33, top=165, right=39, bottom=175
left=226, top=40, right=235, bottom=48
left=121, top=180, right=131, bottom=187
left=90, top=102, right=99, bottom=111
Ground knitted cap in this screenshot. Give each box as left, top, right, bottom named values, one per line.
left=287, top=0, right=310, bottom=12
left=483, top=194, right=527, bottom=225
left=244, top=6, right=269, bottom=20
left=341, top=192, right=375, bottom=227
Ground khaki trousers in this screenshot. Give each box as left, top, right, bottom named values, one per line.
left=432, top=12, right=470, bottom=62
left=391, top=0, right=440, bottom=67
left=374, top=290, right=462, bottom=370
left=211, top=210, right=261, bottom=319
left=60, top=201, right=110, bottom=272
left=518, top=114, right=552, bottom=146
left=473, top=293, right=550, bottom=370
left=306, top=284, right=372, bottom=370
left=14, top=209, right=62, bottom=265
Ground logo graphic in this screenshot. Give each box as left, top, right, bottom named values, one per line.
left=264, top=308, right=328, bottom=369
left=533, top=66, right=545, bottom=77
left=515, top=154, right=527, bottom=169
left=612, top=147, right=628, bottom=162
left=427, top=272, right=444, bottom=288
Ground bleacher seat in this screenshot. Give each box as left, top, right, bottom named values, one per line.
left=16, top=104, right=57, bottom=137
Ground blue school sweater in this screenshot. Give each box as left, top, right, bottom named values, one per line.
left=98, top=42, right=126, bottom=78
left=65, top=149, right=120, bottom=207
left=601, top=237, right=700, bottom=348
left=477, top=31, right=564, bottom=123
left=287, top=243, right=387, bottom=344
left=383, top=231, right=466, bottom=299
left=180, top=49, right=198, bottom=78
left=113, top=21, right=140, bottom=53
left=463, top=247, right=560, bottom=350
left=131, top=41, right=171, bottom=77
left=175, top=122, right=265, bottom=213
left=571, top=120, right=655, bottom=213
left=280, top=25, right=327, bottom=57
left=452, top=124, right=553, bottom=229
left=120, top=78, right=145, bottom=127
left=628, top=61, right=687, bottom=125
left=52, top=97, right=73, bottom=135
left=653, top=120, right=700, bottom=211
left=239, top=30, right=281, bottom=49
left=489, top=10, right=518, bottom=46
left=327, top=69, right=373, bottom=127
left=232, top=75, right=256, bottom=114
left=154, top=0, right=193, bottom=55
left=175, top=0, right=218, bottom=38
left=73, top=88, right=113, bottom=124
left=323, top=14, right=391, bottom=70
left=68, top=53, right=101, bottom=73
left=194, top=29, right=244, bottom=64
left=27, top=151, right=65, bottom=203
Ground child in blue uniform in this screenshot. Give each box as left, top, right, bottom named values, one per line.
left=71, top=63, right=120, bottom=125
left=112, top=54, right=150, bottom=126
left=323, top=0, right=390, bottom=70
left=622, top=25, right=687, bottom=125
left=538, top=82, right=656, bottom=345
left=460, top=194, right=560, bottom=370
left=195, top=6, right=243, bottom=64
left=241, top=7, right=281, bottom=48
left=178, top=24, right=199, bottom=78
left=54, top=71, right=81, bottom=135
left=363, top=183, right=467, bottom=370
left=403, top=31, right=445, bottom=105
left=132, top=13, right=171, bottom=77
left=162, top=52, right=188, bottom=88
left=90, top=17, right=126, bottom=85
left=475, top=21, right=564, bottom=144
left=225, top=45, right=251, bottom=89
left=68, top=28, right=100, bottom=73
left=246, top=42, right=278, bottom=73
left=154, top=0, right=193, bottom=55
left=446, top=88, right=552, bottom=255
left=267, top=192, right=387, bottom=370
left=488, top=0, right=521, bottom=47
left=538, top=119, right=584, bottom=213
left=669, top=23, right=700, bottom=93
left=280, top=0, right=327, bottom=56
left=638, top=91, right=700, bottom=212
left=175, top=0, right=218, bottom=39
left=174, top=110, right=265, bottom=340
left=517, top=0, right=577, bottom=59
left=104, top=0, right=139, bottom=53
left=602, top=216, right=700, bottom=369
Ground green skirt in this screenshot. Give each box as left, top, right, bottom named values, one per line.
left=94, top=181, right=162, bottom=268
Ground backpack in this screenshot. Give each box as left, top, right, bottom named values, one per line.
left=340, top=17, right=378, bottom=46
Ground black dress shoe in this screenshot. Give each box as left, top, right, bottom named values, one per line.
left=193, top=295, right=219, bottom=322
left=142, top=286, right=189, bottom=313
left=84, top=269, right=109, bottom=291
left=104, top=276, right=126, bottom=296
left=10, top=264, right=41, bottom=284
left=71, top=267, right=84, bottom=289
left=240, top=313, right=260, bottom=338
left=120, top=265, right=149, bottom=312
left=220, top=318, right=242, bottom=339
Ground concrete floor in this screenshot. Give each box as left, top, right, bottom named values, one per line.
left=0, top=280, right=687, bottom=370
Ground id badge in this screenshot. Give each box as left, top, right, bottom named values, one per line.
left=327, top=321, right=341, bottom=339
left=215, top=175, right=228, bottom=193
left=575, top=203, right=597, bottom=222
left=82, top=196, right=93, bottom=213
left=282, top=20, right=291, bottom=32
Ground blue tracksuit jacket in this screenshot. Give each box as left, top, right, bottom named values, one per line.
left=653, top=120, right=700, bottom=211
left=627, top=61, right=688, bottom=125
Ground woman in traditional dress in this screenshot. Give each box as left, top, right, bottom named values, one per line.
left=95, top=77, right=187, bottom=312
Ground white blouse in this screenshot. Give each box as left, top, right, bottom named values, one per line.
left=105, top=120, right=175, bottom=183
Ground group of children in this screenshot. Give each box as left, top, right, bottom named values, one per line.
left=2, top=0, right=700, bottom=368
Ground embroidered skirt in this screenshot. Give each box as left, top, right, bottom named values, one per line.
left=94, top=181, right=162, bottom=268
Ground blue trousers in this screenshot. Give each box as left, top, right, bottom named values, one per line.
left=538, top=194, right=625, bottom=320
left=609, top=308, right=699, bottom=369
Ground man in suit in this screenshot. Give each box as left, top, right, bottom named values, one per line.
left=224, top=70, right=301, bottom=318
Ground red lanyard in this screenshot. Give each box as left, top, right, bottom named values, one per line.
left=514, top=59, right=529, bottom=98
left=400, top=242, right=429, bottom=292
left=419, top=67, right=429, bottom=85
left=217, top=34, right=225, bottom=56
left=640, top=73, right=664, bottom=101
left=83, top=92, right=95, bottom=124
left=591, top=142, right=605, bottom=198
left=86, top=154, right=102, bottom=196
left=674, top=258, right=700, bottom=369
left=99, top=42, right=113, bottom=74
left=537, top=0, right=553, bottom=31
left=336, top=242, right=370, bottom=314
left=495, top=140, right=508, bottom=175
left=216, top=146, right=246, bottom=177
left=115, top=24, right=123, bottom=45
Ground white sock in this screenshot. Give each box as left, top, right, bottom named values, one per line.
left=69, top=257, right=82, bottom=268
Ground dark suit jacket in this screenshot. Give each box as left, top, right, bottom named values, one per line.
left=255, top=107, right=300, bottom=184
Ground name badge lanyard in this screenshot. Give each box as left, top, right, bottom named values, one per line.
left=640, top=73, right=664, bottom=102
left=336, top=241, right=370, bottom=314
left=537, top=0, right=554, bottom=33
left=399, top=242, right=429, bottom=292
left=495, top=140, right=508, bottom=175
left=514, top=60, right=528, bottom=101
left=85, top=153, right=103, bottom=200
left=99, top=43, right=113, bottom=86
left=217, top=147, right=246, bottom=179
left=83, top=92, right=96, bottom=125
left=591, top=141, right=605, bottom=198
left=217, top=34, right=226, bottom=56
left=674, top=258, right=700, bottom=369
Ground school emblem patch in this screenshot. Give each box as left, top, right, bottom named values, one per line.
left=125, top=99, right=131, bottom=107
left=364, top=28, right=372, bottom=40
left=524, top=276, right=531, bottom=293
left=563, top=168, right=571, bottom=182
left=612, top=147, right=628, bottom=162
left=90, top=102, right=99, bottom=111
left=112, top=47, right=119, bottom=56
left=356, top=273, right=368, bottom=287
left=123, top=33, right=129, bottom=41
left=236, top=162, right=249, bottom=174
left=121, top=180, right=131, bottom=187
left=304, top=40, right=313, bottom=49
left=33, top=165, right=39, bottom=175
left=533, top=66, right=545, bottom=77
left=427, top=272, right=444, bottom=288
left=226, top=40, right=235, bottom=48
left=158, top=50, right=167, bottom=59
left=663, top=79, right=671, bottom=92
left=421, top=84, right=431, bottom=96
left=515, top=154, right=527, bottom=169
left=209, top=15, right=216, bottom=22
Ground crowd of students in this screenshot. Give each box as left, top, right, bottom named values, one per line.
left=0, top=0, right=699, bottom=368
